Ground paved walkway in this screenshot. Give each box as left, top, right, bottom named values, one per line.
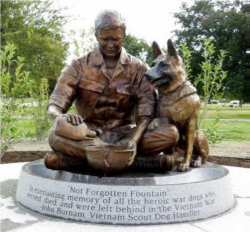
left=1, top=162, right=250, bottom=232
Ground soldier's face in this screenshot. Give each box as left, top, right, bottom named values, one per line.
left=96, top=28, right=124, bottom=58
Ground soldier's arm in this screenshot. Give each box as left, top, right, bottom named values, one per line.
left=133, top=65, right=156, bottom=144
left=48, top=105, right=63, bottom=119
left=48, top=59, right=84, bottom=125
left=130, top=116, right=151, bottom=144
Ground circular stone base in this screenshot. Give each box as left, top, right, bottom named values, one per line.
left=16, top=160, right=235, bottom=225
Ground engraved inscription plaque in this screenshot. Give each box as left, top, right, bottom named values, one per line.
left=16, top=160, right=235, bottom=224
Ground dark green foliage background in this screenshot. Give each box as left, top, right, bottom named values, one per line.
left=1, top=0, right=69, bottom=94
left=173, top=0, right=250, bottom=102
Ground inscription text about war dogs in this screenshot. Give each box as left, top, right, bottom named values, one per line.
left=27, top=185, right=216, bottom=223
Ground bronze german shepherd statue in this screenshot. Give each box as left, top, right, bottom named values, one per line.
left=145, top=39, right=209, bottom=172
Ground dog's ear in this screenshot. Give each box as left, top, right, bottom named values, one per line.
left=167, top=39, right=177, bottom=57
left=152, top=41, right=163, bottom=59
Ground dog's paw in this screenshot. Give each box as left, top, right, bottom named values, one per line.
left=191, top=159, right=201, bottom=168
left=177, top=162, right=190, bottom=172
left=148, top=118, right=160, bottom=130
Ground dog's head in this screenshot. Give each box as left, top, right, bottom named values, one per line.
left=145, top=39, right=187, bottom=92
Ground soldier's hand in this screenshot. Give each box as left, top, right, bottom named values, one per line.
left=65, top=113, right=84, bottom=126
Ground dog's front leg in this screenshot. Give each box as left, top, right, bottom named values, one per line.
left=177, top=117, right=197, bottom=172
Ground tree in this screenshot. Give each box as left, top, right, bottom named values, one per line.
left=173, top=0, right=250, bottom=102
left=123, top=34, right=154, bottom=66
left=69, top=27, right=97, bottom=58
left=1, top=0, right=69, bottom=93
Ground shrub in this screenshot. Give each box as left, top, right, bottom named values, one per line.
left=1, top=44, right=34, bottom=156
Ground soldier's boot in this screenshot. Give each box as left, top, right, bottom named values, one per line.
left=44, top=152, right=86, bottom=171
left=132, top=154, right=175, bottom=172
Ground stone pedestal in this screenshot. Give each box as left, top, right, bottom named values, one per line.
left=16, top=160, right=235, bottom=224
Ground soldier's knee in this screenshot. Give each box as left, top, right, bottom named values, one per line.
left=159, top=124, right=179, bottom=147
left=48, top=129, right=64, bottom=152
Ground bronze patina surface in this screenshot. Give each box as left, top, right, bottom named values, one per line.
left=45, top=10, right=207, bottom=174
left=145, top=39, right=209, bottom=172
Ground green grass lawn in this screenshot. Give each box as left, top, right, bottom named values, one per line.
left=200, top=104, right=250, bottom=119
left=199, top=104, right=250, bottom=141
left=206, top=110, right=250, bottom=120
left=201, top=120, right=250, bottom=141
left=206, top=110, right=250, bottom=119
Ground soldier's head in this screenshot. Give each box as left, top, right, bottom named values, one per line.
left=95, top=10, right=126, bottom=58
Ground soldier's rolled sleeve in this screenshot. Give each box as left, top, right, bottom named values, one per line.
left=48, top=60, right=81, bottom=113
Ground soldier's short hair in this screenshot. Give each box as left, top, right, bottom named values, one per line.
left=95, top=10, right=126, bottom=36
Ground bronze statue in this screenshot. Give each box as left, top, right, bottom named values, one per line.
left=44, top=10, right=179, bottom=174
left=145, top=40, right=209, bottom=172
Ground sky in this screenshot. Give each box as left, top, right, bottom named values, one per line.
left=52, top=0, right=193, bottom=61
